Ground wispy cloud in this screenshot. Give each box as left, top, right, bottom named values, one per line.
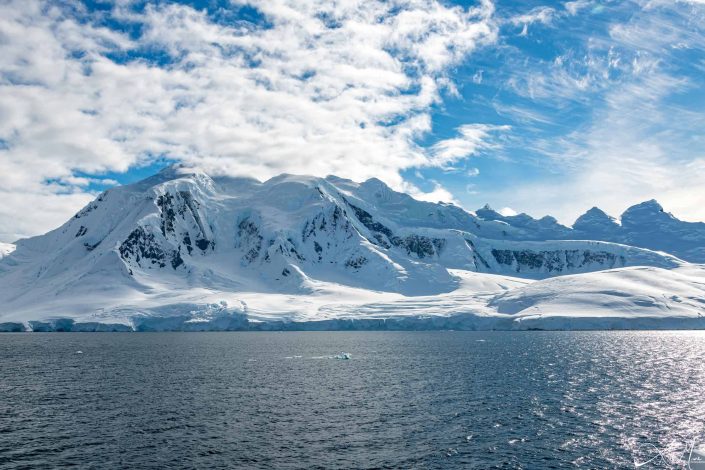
left=430, top=124, right=509, bottom=168
left=471, top=0, right=705, bottom=224
left=508, top=6, right=555, bottom=36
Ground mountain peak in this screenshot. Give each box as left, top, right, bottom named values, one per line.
left=359, top=176, right=394, bottom=194
left=628, top=199, right=664, bottom=212
left=361, top=177, right=387, bottom=187
left=264, top=173, right=321, bottom=185
left=621, top=200, right=668, bottom=227
left=573, top=206, right=620, bottom=233
left=475, top=204, right=501, bottom=220
left=576, top=206, right=614, bottom=220
left=129, top=163, right=209, bottom=190
left=157, top=163, right=202, bottom=178
left=585, top=206, right=609, bottom=216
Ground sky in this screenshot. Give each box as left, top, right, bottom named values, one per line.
left=1, top=0, right=705, bottom=242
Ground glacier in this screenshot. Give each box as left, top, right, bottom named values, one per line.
left=1, top=165, right=704, bottom=331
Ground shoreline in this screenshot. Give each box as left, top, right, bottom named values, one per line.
left=3, top=315, right=705, bottom=333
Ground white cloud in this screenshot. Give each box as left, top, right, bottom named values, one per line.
left=404, top=180, right=460, bottom=205
left=509, top=6, right=555, bottom=35
left=0, top=0, right=500, bottom=241
left=465, top=183, right=479, bottom=195
left=430, top=124, right=509, bottom=167
left=564, top=1, right=593, bottom=16
left=498, top=207, right=517, bottom=216
left=484, top=69, right=705, bottom=224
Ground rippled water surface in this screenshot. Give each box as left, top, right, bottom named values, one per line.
left=1, top=331, right=705, bottom=469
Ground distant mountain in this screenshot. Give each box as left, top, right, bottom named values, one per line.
left=474, top=200, right=705, bottom=263
left=0, top=166, right=702, bottom=331
left=572, top=207, right=621, bottom=239
left=474, top=204, right=572, bottom=240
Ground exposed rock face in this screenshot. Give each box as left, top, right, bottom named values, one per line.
left=490, top=248, right=625, bottom=274
left=345, top=200, right=445, bottom=259
left=119, top=226, right=184, bottom=270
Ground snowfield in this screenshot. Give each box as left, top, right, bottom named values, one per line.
left=1, top=166, right=703, bottom=331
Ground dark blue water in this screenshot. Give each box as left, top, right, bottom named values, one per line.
left=1, top=331, right=704, bottom=469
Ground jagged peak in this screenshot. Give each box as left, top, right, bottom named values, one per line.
left=621, top=200, right=669, bottom=225
left=584, top=206, right=609, bottom=216
left=625, top=199, right=664, bottom=213
left=575, top=206, right=617, bottom=222
left=476, top=204, right=501, bottom=219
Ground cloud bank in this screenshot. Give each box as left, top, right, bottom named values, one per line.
left=2, top=0, right=704, bottom=241
left=0, top=0, right=499, bottom=241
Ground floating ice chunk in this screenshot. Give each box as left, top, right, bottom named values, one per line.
left=76, top=351, right=83, bottom=354
left=333, top=352, right=351, bottom=360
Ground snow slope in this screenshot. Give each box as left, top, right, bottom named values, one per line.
left=489, top=265, right=705, bottom=329
left=0, top=166, right=702, bottom=331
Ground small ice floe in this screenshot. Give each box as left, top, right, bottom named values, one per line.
left=445, top=448, right=458, bottom=457
left=466, top=435, right=473, bottom=442
left=333, top=352, right=351, bottom=360
left=75, top=351, right=83, bottom=354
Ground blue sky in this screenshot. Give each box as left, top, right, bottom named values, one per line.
left=1, top=0, right=704, bottom=241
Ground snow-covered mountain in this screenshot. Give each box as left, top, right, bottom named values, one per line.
left=1, top=166, right=703, bottom=331
left=475, top=200, right=705, bottom=263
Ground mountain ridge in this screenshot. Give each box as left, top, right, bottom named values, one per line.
left=473, top=200, right=705, bottom=263
left=1, top=166, right=703, bottom=331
